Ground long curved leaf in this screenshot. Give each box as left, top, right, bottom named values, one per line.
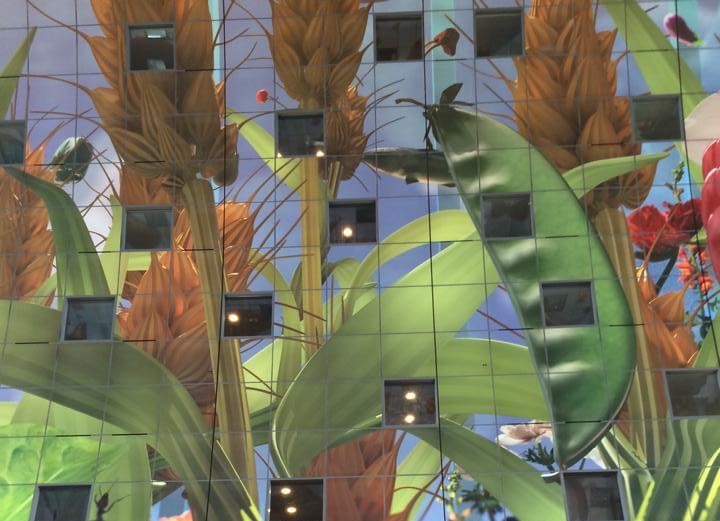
left=0, top=28, right=35, bottom=118
left=429, top=105, right=636, bottom=466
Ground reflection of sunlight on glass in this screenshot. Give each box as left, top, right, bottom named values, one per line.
left=151, top=481, right=167, bottom=487
left=315, top=149, right=325, bottom=158
left=276, top=152, right=283, bottom=158
left=227, top=312, right=240, bottom=323
left=404, top=391, right=417, bottom=401
left=403, top=413, right=416, bottom=424
left=286, top=506, right=297, bottom=514
left=280, top=487, right=292, bottom=496
left=341, top=225, right=354, bottom=239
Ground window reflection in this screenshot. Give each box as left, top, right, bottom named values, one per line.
left=32, top=484, right=91, bottom=521
left=564, top=472, right=625, bottom=521
left=384, top=379, right=437, bottom=427
left=128, top=24, right=175, bottom=71
left=63, top=297, right=115, bottom=341
left=541, top=282, right=595, bottom=327
left=667, top=369, right=720, bottom=418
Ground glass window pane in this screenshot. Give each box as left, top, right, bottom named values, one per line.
left=329, top=200, right=377, bottom=244
left=375, top=15, right=423, bottom=62
left=564, top=472, right=624, bottom=521
left=541, top=281, right=595, bottom=327
left=269, top=479, right=324, bottom=521
left=667, top=369, right=720, bottom=418
left=224, top=293, right=273, bottom=338
left=277, top=111, right=325, bottom=157
left=123, top=207, right=173, bottom=251
left=475, top=9, right=523, bottom=57
left=129, top=24, right=175, bottom=71
left=384, top=379, right=436, bottom=426
left=482, top=193, right=533, bottom=239
left=632, top=96, right=682, bottom=142
left=33, top=485, right=91, bottom=521
left=64, top=298, right=116, bottom=341
left=0, top=120, right=26, bottom=165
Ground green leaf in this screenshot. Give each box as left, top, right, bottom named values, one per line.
left=390, top=439, right=441, bottom=517
left=0, top=300, right=260, bottom=521
left=0, top=28, right=35, bottom=118
left=440, top=82, right=463, bottom=105
left=564, top=151, right=671, bottom=198
left=599, top=0, right=706, bottom=183
left=4, top=166, right=109, bottom=298
left=228, top=110, right=301, bottom=191
left=429, top=105, right=636, bottom=466
left=363, top=148, right=454, bottom=186
left=325, top=257, right=361, bottom=289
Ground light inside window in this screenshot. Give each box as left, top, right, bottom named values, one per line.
left=32, top=484, right=92, bottom=521
left=277, top=111, right=325, bottom=157
left=63, top=297, right=116, bottom=341
left=666, top=369, right=720, bottom=418
left=541, top=281, right=595, bottom=327
left=269, top=479, right=323, bottom=521
left=384, top=379, right=437, bottom=427
left=375, top=14, right=423, bottom=62
left=223, top=294, right=273, bottom=338
left=475, top=8, right=524, bottom=57
left=128, top=24, right=175, bottom=71
left=632, top=95, right=683, bottom=142
left=123, top=207, right=173, bottom=251
left=329, top=200, right=377, bottom=244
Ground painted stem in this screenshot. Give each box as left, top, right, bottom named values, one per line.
left=180, top=178, right=258, bottom=502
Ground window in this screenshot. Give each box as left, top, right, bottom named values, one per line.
left=31, top=484, right=92, bottom=521
left=563, top=472, right=625, bottom=521
left=276, top=111, right=325, bottom=157
left=63, top=297, right=116, bottom=341
left=475, top=8, right=524, bottom=57
left=269, top=479, right=324, bottom=521
left=375, top=14, right=423, bottom=62
left=128, top=24, right=175, bottom=71
left=383, top=378, right=437, bottom=427
left=223, top=293, right=273, bottom=338
left=328, top=200, right=377, bottom=244
left=631, top=95, right=683, bottom=142
left=0, top=120, right=26, bottom=165
left=122, top=206, right=173, bottom=251
left=666, top=369, right=720, bottom=418
left=482, top=193, right=533, bottom=239
left=541, top=282, right=595, bottom=327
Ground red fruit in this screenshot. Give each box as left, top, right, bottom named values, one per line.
left=701, top=168, right=720, bottom=226
left=255, top=89, right=269, bottom=104
left=703, top=140, right=720, bottom=179
left=705, top=213, right=720, bottom=279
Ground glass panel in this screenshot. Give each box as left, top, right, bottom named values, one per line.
left=0, top=120, right=26, bottom=165
left=223, top=294, right=273, bottom=338
left=667, top=369, right=720, bottom=418
left=564, top=472, right=624, bottom=521
left=64, top=298, right=115, bottom=341
left=384, top=379, right=436, bottom=426
left=128, top=24, right=175, bottom=71
left=541, top=281, right=595, bottom=327
left=269, top=479, right=324, bottom=521
left=375, top=15, right=423, bottom=62
left=329, top=200, right=377, bottom=244
left=482, top=193, right=533, bottom=239
left=632, top=96, right=682, bottom=142
left=277, top=112, right=325, bottom=157
left=123, top=207, right=173, bottom=251
left=475, top=8, right=524, bottom=57
left=33, top=485, right=91, bottom=521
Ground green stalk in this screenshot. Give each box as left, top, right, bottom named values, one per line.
left=181, top=178, right=258, bottom=502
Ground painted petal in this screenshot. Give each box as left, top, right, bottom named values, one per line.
left=684, top=91, right=720, bottom=167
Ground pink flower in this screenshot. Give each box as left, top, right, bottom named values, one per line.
left=663, top=13, right=703, bottom=46
left=255, top=89, right=269, bottom=104
left=497, top=421, right=552, bottom=446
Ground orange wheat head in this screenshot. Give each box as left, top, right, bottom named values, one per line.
left=508, top=0, right=657, bottom=215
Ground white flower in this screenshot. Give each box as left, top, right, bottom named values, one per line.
left=496, top=421, right=553, bottom=446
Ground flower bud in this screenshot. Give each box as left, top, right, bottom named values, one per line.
left=51, top=137, right=94, bottom=183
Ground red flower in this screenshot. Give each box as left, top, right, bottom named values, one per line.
left=627, top=199, right=701, bottom=258
left=255, top=89, right=269, bottom=104
left=677, top=247, right=714, bottom=293
left=703, top=140, right=720, bottom=179
left=663, top=13, right=703, bottom=46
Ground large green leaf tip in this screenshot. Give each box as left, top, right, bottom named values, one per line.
left=428, top=104, right=637, bottom=467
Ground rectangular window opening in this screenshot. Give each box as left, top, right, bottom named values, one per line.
left=375, top=13, right=423, bottom=62
left=383, top=378, right=437, bottom=427
left=276, top=110, right=325, bottom=158
left=631, top=95, right=683, bottom=142
left=31, top=484, right=92, bottom=521
left=0, top=120, right=27, bottom=165
left=223, top=293, right=274, bottom=338
left=475, top=8, right=524, bottom=58
left=563, top=471, right=625, bottom=521
left=481, top=192, right=533, bottom=239
left=63, top=297, right=116, bottom=341
left=329, top=199, right=377, bottom=244
left=122, top=206, right=173, bottom=251
left=269, top=479, right=324, bottom=521
left=128, top=24, right=175, bottom=71
left=541, top=281, right=595, bottom=327
left=666, top=369, right=720, bottom=418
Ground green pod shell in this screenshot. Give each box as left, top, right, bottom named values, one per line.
left=52, top=137, right=94, bottom=183
left=428, top=104, right=637, bottom=467
left=364, top=148, right=455, bottom=186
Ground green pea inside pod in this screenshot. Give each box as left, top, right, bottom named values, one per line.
left=51, top=137, right=94, bottom=184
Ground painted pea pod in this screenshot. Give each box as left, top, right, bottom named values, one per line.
left=427, top=103, right=636, bottom=467
left=51, top=137, right=94, bottom=184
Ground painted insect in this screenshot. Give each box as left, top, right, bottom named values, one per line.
left=93, top=487, right=127, bottom=521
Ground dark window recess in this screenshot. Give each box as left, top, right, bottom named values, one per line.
left=224, top=294, right=273, bottom=338
left=384, top=379, right=437, bottom=427
left=269, top=479, right=324, bottom=521
left=64, top=297, right=115, bottom=341
left=32, top=484, right=91, bottom=521
left=0, top=120, right=26, bottom=165
left=632, top=95, right=683, bottom=142
left=482, top=193, right=533, bottom=239
left=375, top=14, right=423, bottom=62
left=123, top=207, right=173, bottom=251
left=666, top=369, right=720, bottom=418
left=475, top=8, right=524, bottom=57
left=542, top=281, right=595, bottom=327
left=564, top=472, right=624, bottom=521
left=128, top=24, right=175, bottom=71
left=277, top=111, right=325, bottom=157
left=329, top=200, right=377, bottom=244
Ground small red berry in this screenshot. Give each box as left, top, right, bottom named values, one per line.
left=256, top=89, right=269, bottom=104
